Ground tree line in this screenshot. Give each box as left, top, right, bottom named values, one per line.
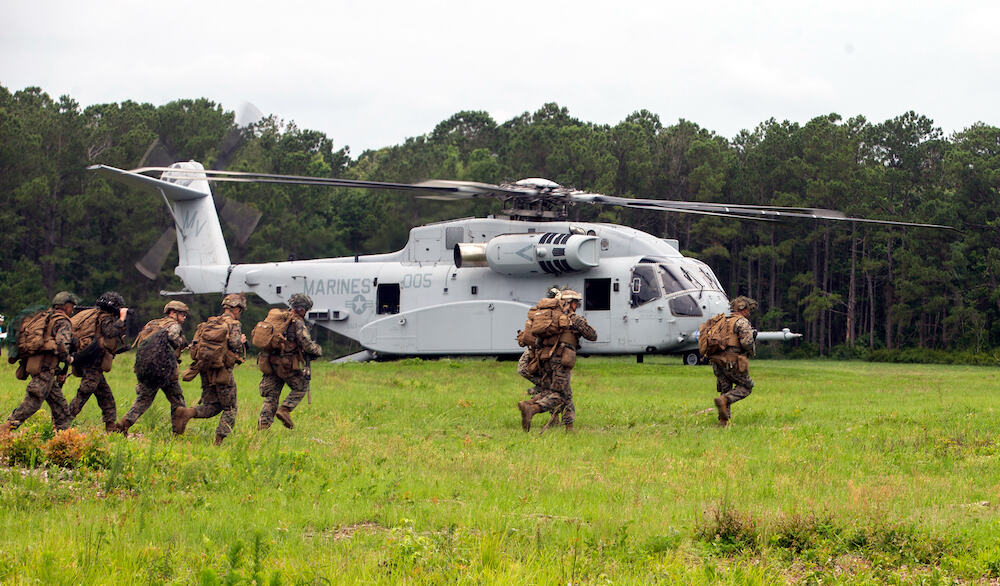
left=2, top=85, right=998, bottom=356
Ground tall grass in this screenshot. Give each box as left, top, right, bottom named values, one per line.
left=1, top=356, right=999, bottom=583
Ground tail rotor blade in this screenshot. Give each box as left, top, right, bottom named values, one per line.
left=135, top=228, right=176, bottom=280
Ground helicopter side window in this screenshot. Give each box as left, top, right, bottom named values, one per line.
left=377, top=283, right=400, bottom=315
left=629, top=266, right=661, bottom=307
left=584, top=278, right=611, bottom=311
left=668, top=294, right=703, bottom=317
left=658, top=266, right=687, bottom=294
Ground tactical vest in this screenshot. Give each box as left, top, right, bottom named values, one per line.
left=698, top=314, right=742, bottom=356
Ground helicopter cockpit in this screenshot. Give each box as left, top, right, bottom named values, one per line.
left=630, top=257, right=727, bottom=318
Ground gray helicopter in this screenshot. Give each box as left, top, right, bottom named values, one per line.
left=89, top=162, right=954, bottom=364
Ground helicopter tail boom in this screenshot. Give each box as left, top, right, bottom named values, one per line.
left=89, top=162, right=231, bottom=292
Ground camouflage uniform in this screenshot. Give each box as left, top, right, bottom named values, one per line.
left=5, top=308, right=75, bottom=431
left=68, top=311, right=126, bottom=427
left=118, top=317, right=188, bottom=429
left=257, top=314, right=322, bottom=429
left=517, top=348, right=543, bottom=391
left=189, top=314, right=244, bottom=438
left=525, top=312, right=597, bottom=427
left=711, top=315, right=756, bottom=404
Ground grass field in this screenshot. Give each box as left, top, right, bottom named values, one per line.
left=2, top=356, right=1000, bottom=584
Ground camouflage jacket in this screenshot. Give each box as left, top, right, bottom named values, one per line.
left=218, top=313, right=244, bottom=354
left=732, top=315, right=756, bottom=358
left=50, top=310, right=75, bottom=362
left=97, top=311, right=127, bottom=354
left=289, top=315, right=322, bottom=358
left=569, top=313, right=598, bottom=344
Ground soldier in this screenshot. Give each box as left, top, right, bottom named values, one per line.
left=113, top=300, right=189, bottom=435
left=517, top=289, right=597, bottom=433
left=67, top=291, right=129, bottom=432
left=257, top=293, right=322, bottom=430
left=709, top=296, right=758, bottom=427
left=516, top=287, right=562, bottom=396
left=1, top=292, right=79, bottom=434
left=172, top=294, right=247, bottom=445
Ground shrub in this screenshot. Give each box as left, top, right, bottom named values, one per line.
left=44, top=428, right=88, bottom=468
left=695, top=504, right=759, bottom=555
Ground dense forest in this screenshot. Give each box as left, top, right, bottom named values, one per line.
left=2, top=85, right=999, bottom=357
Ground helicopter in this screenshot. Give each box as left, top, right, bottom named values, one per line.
left=88, top=161, right=954, bottom=364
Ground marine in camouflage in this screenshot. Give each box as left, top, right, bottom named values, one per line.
left=116, top=314, right=188, bottom=432
left=188, top=313, right=244, bottom=438
left=68, top=311, right=127, bottom=427
left=711, top=299, right=758, bottom=425
left=3, top=305, right=76, bottom=432
left=257, top=312, right=321, bottom=429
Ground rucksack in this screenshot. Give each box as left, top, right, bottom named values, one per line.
left=70, top=308, right=103, bottom=367
left=698, top=314, right=740, bottom=356
left=134, top=328, right=176, bottom=386
left=515, top=298, right=569, bottom=347
left=4, top=305, right=47, bottom=363
left=251, top=309, right=295, bottom=351
left=190, top=315, right=234, bottom=370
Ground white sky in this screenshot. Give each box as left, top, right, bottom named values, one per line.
left=3, top=0, right=998, bottom=156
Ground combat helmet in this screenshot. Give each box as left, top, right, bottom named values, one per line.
left=222, top=293, right=247, bottom=310
left=288, top=293, right=313, bottom=312
left=52, top=291, right=80, bottom=307
left=729, top=296, right=758, bottom=313
left=163, top=300, right=190, bottom=315
left=96, top=291, right=125, bottom=313
left=559, top=289, right=582, bottom=302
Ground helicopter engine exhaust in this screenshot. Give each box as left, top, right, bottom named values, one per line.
left=454, top=233, right=600, bottom=276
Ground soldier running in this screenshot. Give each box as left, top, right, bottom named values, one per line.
left=517, top=289, right=597, bottom=433
left=256, top=293, right=322, bottom=430
left=1, top=292, right=79, bottom=434
left=67, top=291, right=129, bottom=432
left=113, top=301, right=190, bottom=435
left=709, top=296, right=758, bottom=427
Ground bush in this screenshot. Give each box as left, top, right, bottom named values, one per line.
left=867, top=348, right=1000, bottom=366
left=695, top=504, right=759, bottom=555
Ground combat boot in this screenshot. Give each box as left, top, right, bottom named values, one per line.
left=172, top=407, right=196, bottom=435
left=564, top=423, right=574, bottom=433
left=112, top=419, right=131, bottom=436
left=275, top=406, right=294, bottom=429
left=518, top=401, right=540, bottom=432
left=104, top=421, right=116, bottom=433
left=258, top=419, right=272, bottom=431
left=0, top=421, right=14, bottom=435
left=714, top=395, right=730, bottom=424
left=213, top=434, right=225, bottom=446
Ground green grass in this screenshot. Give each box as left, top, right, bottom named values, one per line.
left=2, top=356, right=1000, bottom=584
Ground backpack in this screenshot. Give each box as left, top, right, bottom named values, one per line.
left=134, top=328, right=176, bottom=387
left=698, top=314, right=740, bottom=356
left=133, top=317, right=176, bottom=349
left=70, top=308, right=104, bottom=367
left=515, top=298, right=569, bottom=347
left=190, top=315, right=235, bottom=370
left=5, top=305, right=47, bottom=363
left=251, top=309, right=295, bottom=351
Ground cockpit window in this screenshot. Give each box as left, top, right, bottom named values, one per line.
left=658, top=266, right=687, bottom=294
left=630, top=265, right=661, bottom=307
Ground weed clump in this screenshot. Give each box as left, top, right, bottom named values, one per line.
left=0, top=428, right=113, bottom=469
left=695, top=504, right=759, bottom=554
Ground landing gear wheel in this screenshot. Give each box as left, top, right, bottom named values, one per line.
left=682, top=351, right=702, bottom=366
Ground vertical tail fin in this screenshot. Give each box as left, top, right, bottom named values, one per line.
left=89, top=162, right=231, bottom=292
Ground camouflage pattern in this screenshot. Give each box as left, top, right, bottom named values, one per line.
left=517, top=348, right=543, bottom=389
left=5, top=308, right=75, bottom=430
left=729, top=295, right=758, bottom=313
left=119, top=379, right=187, bottom=426
left=119, top=315, right=188, bottom=427
left=257, top=313, right=321, bottom=428
left=164, top=300, right=190, bottom=314
left=6, top=370, right=73, bottom=430
left=521, top=311, right=596, bottom=427
left=190, top=313, right=244, bottom=438
left=221, top=293, right=247, bottom=310
left=712, top=314, right=756, bottom=407
left=68, top=367, right=117, bottom=425
left=68, top=312, right=127, bottom=425
left=288, top=293, right=313, bottom=311
left=52, top=291, right=80, bottom=306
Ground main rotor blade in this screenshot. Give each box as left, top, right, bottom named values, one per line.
left=218, top=198, right=262, bottom=244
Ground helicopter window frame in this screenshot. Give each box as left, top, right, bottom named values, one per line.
left=668, top=294, right=703, bottom=317
left=376, top=283, right=400, bottom=315
left=629, top=265, right=662, bottom=308
left=658, top=266, right=688, bottom=294
left=584, top=278, right=611, bottom=311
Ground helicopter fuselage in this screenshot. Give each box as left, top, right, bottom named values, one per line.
left=213, top=217, right=732, bottom=357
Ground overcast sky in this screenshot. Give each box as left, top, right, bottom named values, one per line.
left=3, top=0, right=997, bottom=155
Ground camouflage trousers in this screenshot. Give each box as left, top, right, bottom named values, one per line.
left=120, top=379, right=186, bottom=427
left=191, top=372, right=238, bottom=438
left=258, top=371, right=309, bottom=429
left=712, top=362, right=754, bottom=405
left=517, top=348, right=544, bottom=390
left=6, top=369, right=72, bottom=431
left=525, top=360, right=575, bottom=426
left=68, top=367, right=117, bottom=425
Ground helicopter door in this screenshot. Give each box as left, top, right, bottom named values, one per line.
left=626, top=264, right=666, bottom=347
left=583, top=278, right=611, bottom=343
left=377, top=284, right=400, bottom=314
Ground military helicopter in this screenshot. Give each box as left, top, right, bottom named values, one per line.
left=89, top=161, right=954, bottom=364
